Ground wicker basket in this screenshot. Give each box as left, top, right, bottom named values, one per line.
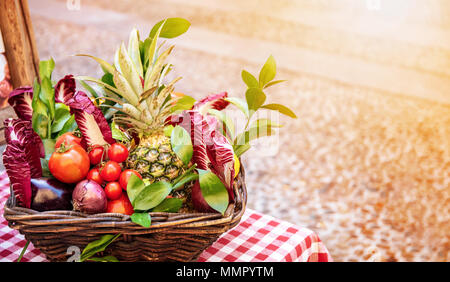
left=3, top=166, right=247, bottom=262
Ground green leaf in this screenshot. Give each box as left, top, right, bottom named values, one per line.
left=126, top=174, right=146, bottom=206
left=86, top=256, right=119, bottom=262
left=252, top=118, right=283, bottom=128
left=51, top=104, right=71, bottom=134
left=41, top=139, right=55, bottom=160
left=224, top=97, right=249, bottom=118
left=241, top=70, right=259, bottom=88
left=258, top=55, right=276, bottom=87
left=207, top=109, right=235, bottom=141
left=38, top=58, right=55, bottom=81
left=145, top=20, right=166, bottom=69
left=245, top=87, right=266, bottom=113
left=40, top=158, right=52, bottom=178
left=170, top=94, right=196, bottom=113
left=140, top=37, right=152, bottom=72
left=113, top=70, right=140, bottom=107
left=198, top=169, right=229, bottom=215
left=101, top=73, right=116, bottom=88
left=39, top=77, right=55, bottom=120
left=133, top=181, right=173, bottom=211
left=234, top=119, right=276, bottom=146
left=51, top=112, right=71, bottom=134
left=233, top=143, right=251, bottom=158
left=172, top=172, right=198, bottom=191
left=117, top=42, right=143, bottom=95
left=79, top=80, right=100, bottom=99
left=151, top=198, right=183, bottom=213
left=111, top=121, right=129, bottom=142
left=130, top=212, right=152, bottom=228
left=128, top=28, right=143, bottom=77
left=149, top=18, right=190, bottom=39
left=32, top=113, right=49, bottom=139
left=76, top=76, right=123, bottom=98
left=170, top=126, right=193, bottom=166
left=143, top=46, right=174, bottom=91
left=57, top=115, right=77, bottom=137
left=263, top=79, right=286, bottom=89
left=80, top=234, right=120, bottom=262
left=261, top=103, right=297, bottom=118
left=164, top=125, right=174, bottom=137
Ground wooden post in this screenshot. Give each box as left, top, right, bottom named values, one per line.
left=0, top=0, right=39, bottom=88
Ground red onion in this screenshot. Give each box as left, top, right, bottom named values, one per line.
left=72, top=180, right=107, bottom=214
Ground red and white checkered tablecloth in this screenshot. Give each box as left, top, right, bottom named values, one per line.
left=0, top=172, right=332, bottom=262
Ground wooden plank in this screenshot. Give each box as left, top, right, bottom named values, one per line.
left=0, top=0, right=39, bottom=88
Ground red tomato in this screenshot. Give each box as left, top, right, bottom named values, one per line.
left=55, top=132, right=82, bottom=149
left=107, top=143, right=129, bottom=163
left=86, top=168, right=103, bottom=185
left=100, top=161, right=122, bottom=182
left=49, top=144, right=90, bottom=183
left=119, top=169, right=142, bottom=190
left=106, top=193, right=134, bottom=215
left=104, top=182, right=122, bottom=201
left=88, top=146, right=105, bottom=166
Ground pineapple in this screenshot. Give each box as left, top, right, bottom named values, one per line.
left=126, top=133, right=185, bottom=183
left=79, top=26, right=188, bottom=184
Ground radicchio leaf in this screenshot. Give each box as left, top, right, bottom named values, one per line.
left=8, top=87, right=34, bottom=121
left=54, top=75, right=76, bottom=103
left=64, top=91, right=114, bottom=147
left=3, top=118, right=44, bottom=208
left=169, top=110, right=235, bottom=212
left=192, top=92, right=230, bottom=112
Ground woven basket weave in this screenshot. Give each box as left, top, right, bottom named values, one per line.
left=3, top=166, right=247, bottom=262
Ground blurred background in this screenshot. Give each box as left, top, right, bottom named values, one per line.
left=1, top=0, right=450, bottom=261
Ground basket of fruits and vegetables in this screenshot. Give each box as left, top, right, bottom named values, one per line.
left=3, top=18, right=296, bottom=262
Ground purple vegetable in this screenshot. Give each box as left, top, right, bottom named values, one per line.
left=3, top=118, right=44, bottom=208
left=54, top=74, right=76, bottom=103
left=8, top=87, right=34, bottom=121
left=192, top=92, right=230, bottom=112
left=64, top=91, right=114, bottom=148
left=31, top=178, right=73, bottom=211
left=72, top=180, right=107, bottom=214
left=169, top=109, right=235, bottom=213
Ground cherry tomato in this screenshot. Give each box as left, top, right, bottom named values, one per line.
left=55, top=132, right=82, bottom=149
left=49, top=144, right=90, bottom=183
left=100, top=161, right=122, bottom=182
left=119, top=169, right=142, bottom=190
left=88, top=146, right=105, bottom=166
left=104, top=182, right=122, bottom=201
left=106, top=193, right=134, bottom=215
left=86, top=168, right=103, bottom=185
left=107, top=143, right=129, bottom=163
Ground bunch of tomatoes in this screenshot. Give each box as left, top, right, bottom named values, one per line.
left=48, top=132, right=142, bottom=215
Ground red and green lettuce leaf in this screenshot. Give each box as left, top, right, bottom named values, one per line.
left=192, top=92, right=230, bottom=112
left=168, top=110, right=235, bottom=213
left=64, top=91, right=114, bottom=147
left=54, top=74, right=76, bottom=103
left=8, top=87, right=34, bottom=121
left=3, top=118, right=44, bottom=208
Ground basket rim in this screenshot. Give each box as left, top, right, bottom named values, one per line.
left=3, top=165, right=247, bottom=234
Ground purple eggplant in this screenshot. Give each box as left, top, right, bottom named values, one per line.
left=30, top=178, right=74, bottom=211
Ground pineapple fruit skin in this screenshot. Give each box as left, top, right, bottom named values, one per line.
left=126, top=133, right=194, bottom=212
left=126, top=133, right=185, bottom=183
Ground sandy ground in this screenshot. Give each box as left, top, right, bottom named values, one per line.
left=3, top=0, right=449, bottom=261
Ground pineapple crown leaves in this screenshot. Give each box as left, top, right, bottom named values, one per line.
left=74, top=18, right=191, bottom=133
